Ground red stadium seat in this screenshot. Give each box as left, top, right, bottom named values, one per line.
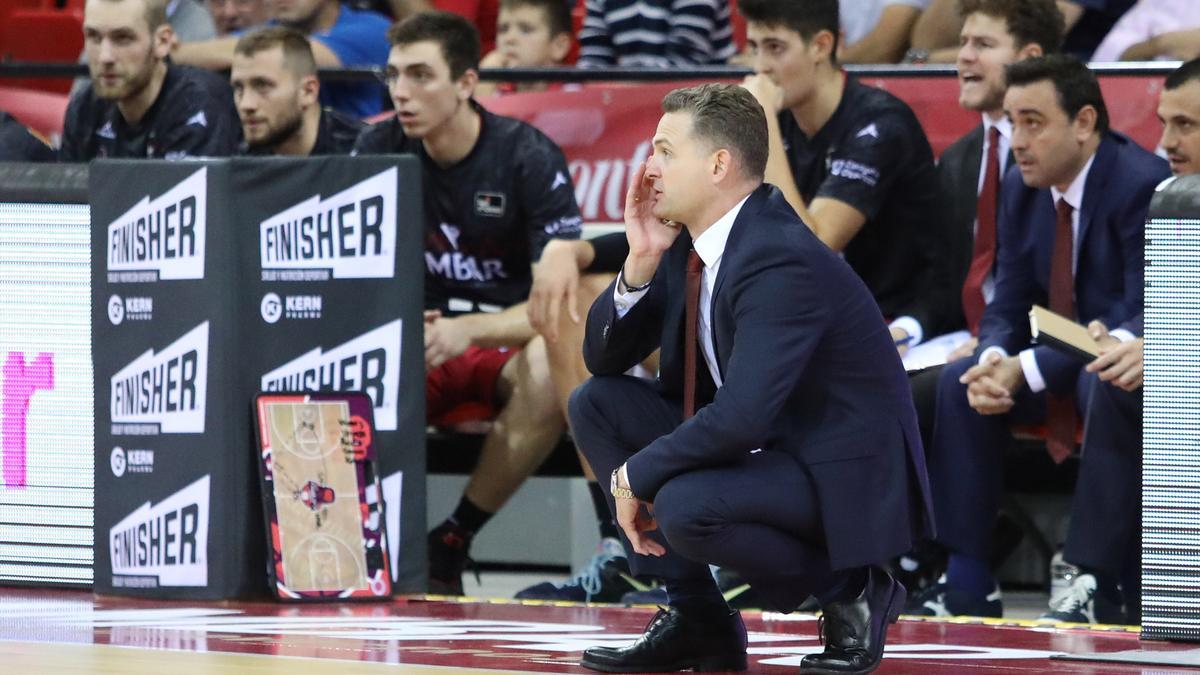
left=434, top=0, right=499, bottom=55
left=0, top=85, right=69, bottom=140
left=1, top=8, right=84, bottom=94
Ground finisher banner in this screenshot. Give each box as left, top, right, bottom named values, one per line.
left=481, top=75, right=1168, bottom=227
left=91, top=157, right=425, bottom=599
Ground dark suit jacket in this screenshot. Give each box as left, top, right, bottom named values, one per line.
left=978, top=131, right=1169, bottom=392
left=582, top=184, right=935, bottom=570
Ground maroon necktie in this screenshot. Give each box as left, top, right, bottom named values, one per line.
left=962, top=126, right=1000, bottom=335
left=1045, top=198, right=1077, bottom=463
left=683, top=250, right=703, bottom=420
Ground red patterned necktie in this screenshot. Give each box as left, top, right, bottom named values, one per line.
left=1045, top=198, right=1077, bottom=463
left=683, top=250, right=703, bottom=420
left=962, top=126, right=1001, bottom=335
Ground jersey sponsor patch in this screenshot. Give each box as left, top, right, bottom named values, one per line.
left=474, top=192, right=506, bottom=217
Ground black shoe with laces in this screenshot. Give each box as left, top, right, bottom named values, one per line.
left=427, top=521, right=476, bottom=596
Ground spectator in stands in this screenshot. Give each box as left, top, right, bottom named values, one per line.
left=0, top=112, right=56, bottom=162
left=1038, top=57, right=1200, bottom=626
left=840, top=0, right=930, bottom=64
left=739, top=0, right=959, bottom=358
left=172, top=0, right=391, bottom=117
left=352, top=12, right=585, bottom=595
left=206, top=0, right=269, bottom=35
left=476, top=0, right=573, bottom=96
left=1060, top=0, right=1136, bottom=60
left=577, top=0, right=736, bottom=67
left=920, top=55, right=1168, bottom=618
left=1091, top=0, right=1200, bottom=62
left=60, top=0, right=240, bottom=160
left=232, top=28, right=363, bottom=155
left=169, top=0, right=219, bottom=41
left=910, top=0, right=1063, bottom=458
left=909, top=0, right=1138, bottom=63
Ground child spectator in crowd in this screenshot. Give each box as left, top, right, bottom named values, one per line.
left=476, top=0, right=574, bottom=96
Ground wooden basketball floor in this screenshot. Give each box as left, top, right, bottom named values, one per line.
left=0, top=587, right=1195, bottom=674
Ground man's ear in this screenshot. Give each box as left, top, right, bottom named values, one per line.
left=152, top=24, right=175, bottom=59
left=457, top=68, right=480, bottom=101
left=299, top=73, right=320, bottom=108
left=1016, top=42, right=1043, bottom=60
left=711, top=148, right=733, bottom=183
left=809, top=29, right=836, bottom=64
left=1074, top=104, right=1098, bottom=140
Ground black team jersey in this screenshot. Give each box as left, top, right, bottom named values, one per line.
left=353, top=101, right=583, bottom=314
left=778, top=77, right=954, bottom=335
left=60, top=64, right=240, bottom=161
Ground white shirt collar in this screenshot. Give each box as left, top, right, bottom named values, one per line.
left=692, top=194, right=752, bottom=268
left=1050, top=151, right=1097, bottom=212
left=983, top=114, right=1012, bottom=141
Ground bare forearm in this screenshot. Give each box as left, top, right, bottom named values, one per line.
left=172, top=38, right=238, bottom=69
left=458, top=304, right=536, bottom=348
left=763, top=111, right=811, bottom=220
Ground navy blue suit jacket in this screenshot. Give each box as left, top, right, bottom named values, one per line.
left=978, top=132, right=1169, bottom=392
left=582, top=184, right=934, bottom=570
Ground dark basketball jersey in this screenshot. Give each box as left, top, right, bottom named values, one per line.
left=353, top=101, right=582, bottom=313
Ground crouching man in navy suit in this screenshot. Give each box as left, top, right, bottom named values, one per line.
left=568, top=82, right=934, bottom=675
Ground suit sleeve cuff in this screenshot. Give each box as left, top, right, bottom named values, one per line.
left=1110, top=328, right=1136, bottom=343
left=889, top=316, right=924, bottom=347
left=613, top=270, right=650, bottom=319
left=979, top=346, right=1008, bottom=365
left=1018, top=348, right=1046, bottom=393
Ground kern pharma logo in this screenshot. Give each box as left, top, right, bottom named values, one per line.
left=110, top=322, right=209, bottom=435
left=260, top=168, right=397, bottom=281
left=260, top=320, right=401, bottom=430
left=110, top=474, right=210, bottom=588
left=107, top=168, right=207, bottom=282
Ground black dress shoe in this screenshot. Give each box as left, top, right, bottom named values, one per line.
left=800, top=567, right=906, bottom=675
left=580, top=605, right=748, bottom=673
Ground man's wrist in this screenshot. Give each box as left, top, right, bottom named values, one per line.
left=621, top=254, right=660, bottom=288
left=610, top=465, right=635, bottom=499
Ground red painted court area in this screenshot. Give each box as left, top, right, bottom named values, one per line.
left=0, top=587, right=1194, bottom=673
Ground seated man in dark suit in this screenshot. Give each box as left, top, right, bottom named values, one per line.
left=922, top=54, right=1170, bottom=618
left=570, top=82, right=933, bottom=674
left=902, top=0, right=1063, bottom=597
left=912, top=0, right=1063, bottom=443
left=1040, top=57, right=1200, bottom=626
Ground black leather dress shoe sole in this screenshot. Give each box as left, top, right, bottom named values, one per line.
left=580, top=649, right=748, bottom=673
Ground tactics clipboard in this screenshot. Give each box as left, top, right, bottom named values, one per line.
left=253, top=392, right=392, bottom=601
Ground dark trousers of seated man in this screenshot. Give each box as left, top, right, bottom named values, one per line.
left=1063, top=373, right=1142, bottom=620
left=569, top=374, right=859, bottom=612
left=930, top=356, right=1093, bottom=602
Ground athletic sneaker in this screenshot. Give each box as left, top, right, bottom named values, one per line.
left=515, top=538, right=659, bottom=603
left=905, top=574, right=1003, bottom=618
left=427, top=521, right=476, bottom=596
left=1037, top=573, right=1126, bottom=625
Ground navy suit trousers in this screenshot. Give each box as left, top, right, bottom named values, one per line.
left=569, top=375, right=841, bottom=612
left=1065, top=375, right=1142, bottom=575
left=930, top=356, right=1092, bottom=558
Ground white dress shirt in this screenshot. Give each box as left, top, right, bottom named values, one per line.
left=613, top=194, right=751, bottom=388
left=976, top=151, right=1132, bottom=392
